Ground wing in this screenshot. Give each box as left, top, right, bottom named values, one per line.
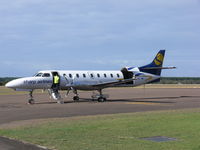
left=90, top=78, right=136, bottom=88
left=65, top=78, right=136, bottom=90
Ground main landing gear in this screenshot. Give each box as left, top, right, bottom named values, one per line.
left=73, top=89, right=80, bottom=102
left=92, top=89, right=108, bottom=102
left=28, top=91, right=35, bottom=104
left=65, top=88, right=80, bottom=102
left=97, top=89, right=107, bottom=102
left=68, top=89, right=107, bottom=102
left=71, top=89, right=107, bottom=102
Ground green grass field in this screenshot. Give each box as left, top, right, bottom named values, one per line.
left=1, top=109, right=200, bottom=150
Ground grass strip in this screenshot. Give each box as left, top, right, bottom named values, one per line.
left=1, top=109, right=200, bottom=150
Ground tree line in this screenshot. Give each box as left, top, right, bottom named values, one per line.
left=0, top=77, right=18, bottom=86
left=159, top=77, right=200, bottom=84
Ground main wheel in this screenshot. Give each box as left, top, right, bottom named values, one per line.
left=98, top=97, right=106, bottom=102
left=28, top=99, right=35, bottom=104
left=73, top=96, right=80, bottom=101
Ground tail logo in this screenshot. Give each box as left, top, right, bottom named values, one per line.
left=154, top=53, right=164, bottom=66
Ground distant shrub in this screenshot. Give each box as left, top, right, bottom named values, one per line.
left=0, top=77, right=19, bottom=86
left=158, top=77, right=200, bottom=84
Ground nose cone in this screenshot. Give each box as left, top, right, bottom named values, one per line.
left=5, top=79, right=24, bottom=89
left=5, top=82, right=12, bottom=88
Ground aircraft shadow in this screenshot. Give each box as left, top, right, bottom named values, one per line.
left=107, top=95, right=200, bottom=104
left=34, top=95, right=200, bottom=105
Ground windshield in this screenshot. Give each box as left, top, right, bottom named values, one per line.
left=34, top=73, right=43, bottom=77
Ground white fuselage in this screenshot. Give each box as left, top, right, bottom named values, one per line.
left=5, top=69, right=160, bottom=91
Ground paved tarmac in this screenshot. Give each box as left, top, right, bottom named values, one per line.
left=0, top=136, right=50, bottom=150
left=0, top=87, right=200, bottom=149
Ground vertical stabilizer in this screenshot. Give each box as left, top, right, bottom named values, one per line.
left=139, top=50, right=165, bottom=75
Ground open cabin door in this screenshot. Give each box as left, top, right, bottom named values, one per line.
left=51, top=72, right=61, bottom=88
left=121, top=68, right=134, bottom=84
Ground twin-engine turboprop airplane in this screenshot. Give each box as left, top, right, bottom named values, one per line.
left=6, top=50, right=175, bottom=104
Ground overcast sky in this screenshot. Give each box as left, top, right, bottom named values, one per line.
left=0, top=0, right=200, bottom=77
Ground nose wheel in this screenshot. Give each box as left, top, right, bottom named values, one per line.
left=28, top=91, right=35, bottom=104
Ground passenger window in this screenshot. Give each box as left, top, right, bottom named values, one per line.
left=83, top=74, right=86, bottom=78
left=110, top=74, right=113, bottom=78
left=104, top=74, right=107, bottom=78
left=76, top=74, right=79, bottom=78
left=42, top=73, right=50, bottom=77
left=97, top=74, right=100, bottom=78
left=90, top=74, right=94, bottom=78
left=117, top=74, right=120, bottom=78
left=69, top=74, right=72, bottom=78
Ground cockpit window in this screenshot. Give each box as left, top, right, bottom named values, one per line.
left=35, top=73, right=43, bottom=77
left=42, top=73, right=50, bottom=77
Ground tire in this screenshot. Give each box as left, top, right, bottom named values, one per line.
left=28, top=99, right=35, bottom=104
left=73, top=96, right=79, bottom=101
left=98, top=97, right=105, bottom=102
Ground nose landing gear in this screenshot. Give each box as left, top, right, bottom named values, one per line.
left=28, top=91, right=35, bottom=104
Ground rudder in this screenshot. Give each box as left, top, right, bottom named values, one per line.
left=139, top=50, right=165, bottom=75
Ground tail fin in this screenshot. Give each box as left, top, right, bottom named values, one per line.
left=139, top=50, right=165, bottom=76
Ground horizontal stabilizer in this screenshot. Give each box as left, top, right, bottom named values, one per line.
left=142, top=66, right=176, bottom=70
